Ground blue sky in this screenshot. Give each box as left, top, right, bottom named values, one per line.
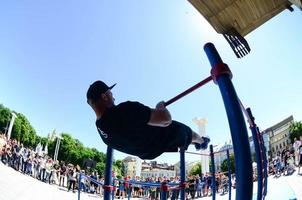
left=0, top=1, right=301, bottom=164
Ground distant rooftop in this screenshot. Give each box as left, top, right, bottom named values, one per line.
left=122, top=156, right=137, bottom=162
left=263, top=115, right=294, bottom=133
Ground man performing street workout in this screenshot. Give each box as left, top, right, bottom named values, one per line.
left=87, top=81, right=210, bottom=160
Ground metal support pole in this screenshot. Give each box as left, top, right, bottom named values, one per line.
left=112, top=178, right=115, bottom=200
left=246, top=108, right=263, bottom=200
left=78, top=173, right=81, bottom=200
left=54, top=137, right=61, bottom=162
left=227, top=149, right=232, bottom=200
left=204, top=43, right=253, bottom=200
left=104, top=147, right=113, bottom=200
left=127, top=183, right=131, bottom=200
left=210, top=145, right=216, bottom=200
left=258, top=127, right=268, bottom=198
left=263, top=147, right=268, bottom=197
left=180, top=149, right=186, bottom=200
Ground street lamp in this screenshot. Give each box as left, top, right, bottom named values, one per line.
left=53, top=133, right=63, bottom=162
left=7, top=112, right=17, bottom=140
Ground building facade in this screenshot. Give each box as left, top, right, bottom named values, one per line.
left=141, top=168, right=176, bottom=179
left=122, top=156, right=141, bottom=178
left=140, top=161, right=175, bottom=179
left=262, top=116, right=294, bottom=160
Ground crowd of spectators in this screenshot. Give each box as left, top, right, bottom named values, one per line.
left=109, top=173, right=236, bottom=200
left=0, top=133, right=103, bottom=194
left=0, top=132, right=238, bottom=199
left=268, top=136, right=302, bottom=178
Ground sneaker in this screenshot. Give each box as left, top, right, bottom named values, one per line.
left=195, top=137, right=210, bottom=150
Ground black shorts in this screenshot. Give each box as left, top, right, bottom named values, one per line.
left=162, top=121, right=193, bottom=152
left=299, top=155, right=302, bottom=165
left=136, top=121, right=193, bottom=160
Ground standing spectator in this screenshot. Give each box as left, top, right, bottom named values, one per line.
left=231, top=175, right=236, bottom=189
left=33, top=155, right=40, bottom=179
left=90, top=171, right=98, bottom=194
left=298, top=144, right=302, bottom=175
left=188, top=175, right=196, bottom=199
left=44, top=158, right=53, bottom=183
left=51, top=161, right=60, bottom=184
left=59, top=161, right=67, bottom=187
left=117, top=180, right=125, bottom=199
left=12, top=143, right=21, bottom=170
left=293, top=137, right=302, bottom=166
left=1, top=143, right=10, bottom=164
left=274, top=152, right=282, bottom=177
left=68, top=167, right=77, bottom=192
left=170, top=176, right=180, bottom=200
left=0, top=134, right=6, bottom=150
left=39, top=156, right=46, bottom=181
left=99, top=177, right=104, bottom=197
left=155, top=176, right=162, bottom=200
left=203, top=173, right=211, bottom=196
left=79, top=170, right=87, bottom=192
left=21, top=148, right=28, bottom=173
left=196, top=174, right=203, bottom=198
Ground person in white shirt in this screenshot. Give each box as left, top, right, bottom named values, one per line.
left=297, top=145, right=302, bottom=175
left=293, top=137, right=302, bottom=166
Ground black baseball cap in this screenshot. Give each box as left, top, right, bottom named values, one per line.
left=86, top=80, right=116, bottom=103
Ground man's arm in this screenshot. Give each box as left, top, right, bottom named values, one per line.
left=147, top=101, right=172, bottom=127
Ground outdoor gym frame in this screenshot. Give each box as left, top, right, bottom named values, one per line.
left=78, top=43, right=270, bottom=200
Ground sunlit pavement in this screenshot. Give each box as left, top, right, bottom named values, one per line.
left=0, top=162, right=301, bottom=200
left=0, top=162, right=101, bottom=200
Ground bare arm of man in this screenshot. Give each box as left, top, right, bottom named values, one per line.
left=147, top=101, right=172, bottom=127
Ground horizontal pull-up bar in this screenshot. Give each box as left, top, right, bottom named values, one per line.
left=164, top=76, right=213, bottom=107
left=185, top=148, right=232, bottom=156
left=185, top=151, right=210, bottom=156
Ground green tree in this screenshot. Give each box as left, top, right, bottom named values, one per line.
left=27, top=126, right=37, bottom=148
left=0, top=104, right=11, bottom=133
left=220, top=154, right=235, bottom=174
left=16, top=113, right=35, bottom=146
left=40, top=137, right=49, bottom=146
left=0, top=104, right=116, bottom=177
left=11, top=116, right=22, bottom=141
left=0, top=103, right=122, bottom=177
left=289, top=121, right=302, bottom=143
left=96, top=162, right=105, bottom=177
left=189, top=162, right=202, bottom=176
left=113, top=160, right=124, bottom=178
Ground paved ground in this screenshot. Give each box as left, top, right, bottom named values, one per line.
left=0, top=162, right=301, bottom=200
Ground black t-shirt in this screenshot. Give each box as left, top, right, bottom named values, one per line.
left=96, top=101, right=192, bottom=159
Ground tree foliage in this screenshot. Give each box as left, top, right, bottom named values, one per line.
left=0, top=104, right=12, bottom=133
left=220, top=154, right=235, bottom=174
left=189, top=162, right=202, bottom=176
left=289, top=121, right=302, bottom=143
left=0, top=103, right=123, bottom=177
